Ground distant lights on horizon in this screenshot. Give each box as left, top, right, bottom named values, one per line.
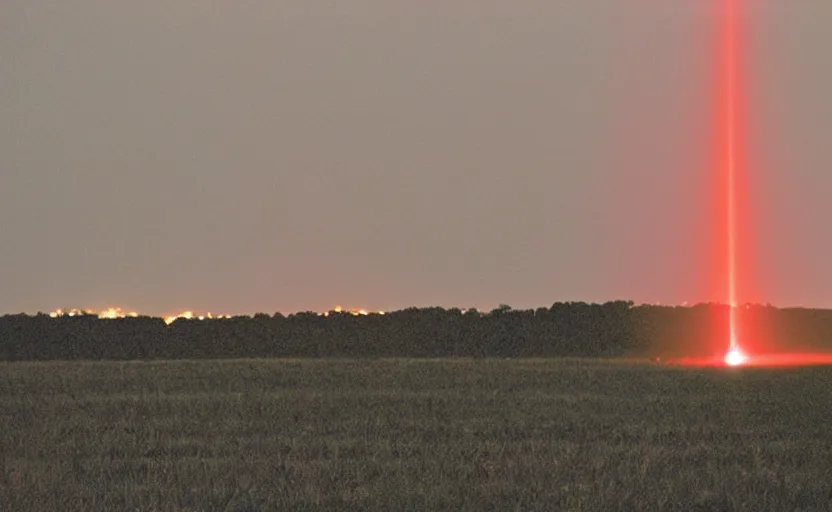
left=48, top=307, right=231, bottom=324
left=45, top=302, right=769, bottom=322
left=46, top=305, right=388, bottom=323
left=49, top=307, right=140, bottom=319
left=163, top=311, right=232, bottom=325
left=323, top=305, right=385, bottom=317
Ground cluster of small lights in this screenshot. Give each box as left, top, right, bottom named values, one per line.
left=49, top=307, right=139, bottom=319
left=163, top=311, right=231, bottom=325
left=323, top=305, right=385, bottom=317
left=47, top=306, right=393, bottom=324
left=48, top=307, right=230, bottom=325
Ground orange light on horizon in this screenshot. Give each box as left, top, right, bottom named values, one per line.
left=163, top=311, right=232, bottom=325
left=327, top=305, right=385, bottom=317
left=47, top=305, right=392, bottom=323
left=49, top=307, right=139, bottom=319
left=47, top=306, right=231, bottom=324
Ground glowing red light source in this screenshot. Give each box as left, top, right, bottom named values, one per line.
left=724, top=347, right=747, bottom=366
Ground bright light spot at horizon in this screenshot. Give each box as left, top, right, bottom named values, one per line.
left=725, top=346, right=748, bottom=366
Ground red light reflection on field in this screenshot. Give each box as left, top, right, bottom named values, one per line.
left=669, top=352, right=832, bottom=368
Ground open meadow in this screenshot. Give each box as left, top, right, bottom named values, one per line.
left=2, top=358, right=831, bottom=511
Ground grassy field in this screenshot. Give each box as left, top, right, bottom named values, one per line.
left=2, top=358, right=831, bottom=511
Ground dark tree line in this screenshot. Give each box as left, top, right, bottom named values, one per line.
left=1, top=302, right=831, bottom=361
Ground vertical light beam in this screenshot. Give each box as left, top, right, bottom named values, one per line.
left=727, top=0, right=738, bottom=347
left=723, top=0, right=744, bottom=363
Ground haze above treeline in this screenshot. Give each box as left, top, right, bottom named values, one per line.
left=4, top=2, right=832, bottom=313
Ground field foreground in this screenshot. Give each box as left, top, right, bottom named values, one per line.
left=2, top=358, right=831, bottom=510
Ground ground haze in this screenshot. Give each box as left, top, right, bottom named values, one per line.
left=3, top=359, right=831, bottom=510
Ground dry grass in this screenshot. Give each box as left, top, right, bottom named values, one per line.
left=2, top=358, right=831, bottom=510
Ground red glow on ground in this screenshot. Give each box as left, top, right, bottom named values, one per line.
left=669, top=352, right=832, bottom=369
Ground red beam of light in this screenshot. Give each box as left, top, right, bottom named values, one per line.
left=724, top=0, right=740, bottom=352
left=676, top=0, right=832, bottom=368
left=719, top=0, right=755, bottom=361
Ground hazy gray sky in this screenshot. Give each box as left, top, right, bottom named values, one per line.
left=2, top=1, right=831, bottom=315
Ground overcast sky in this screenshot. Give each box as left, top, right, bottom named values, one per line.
left=2, top=1, right=831, bottom=316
